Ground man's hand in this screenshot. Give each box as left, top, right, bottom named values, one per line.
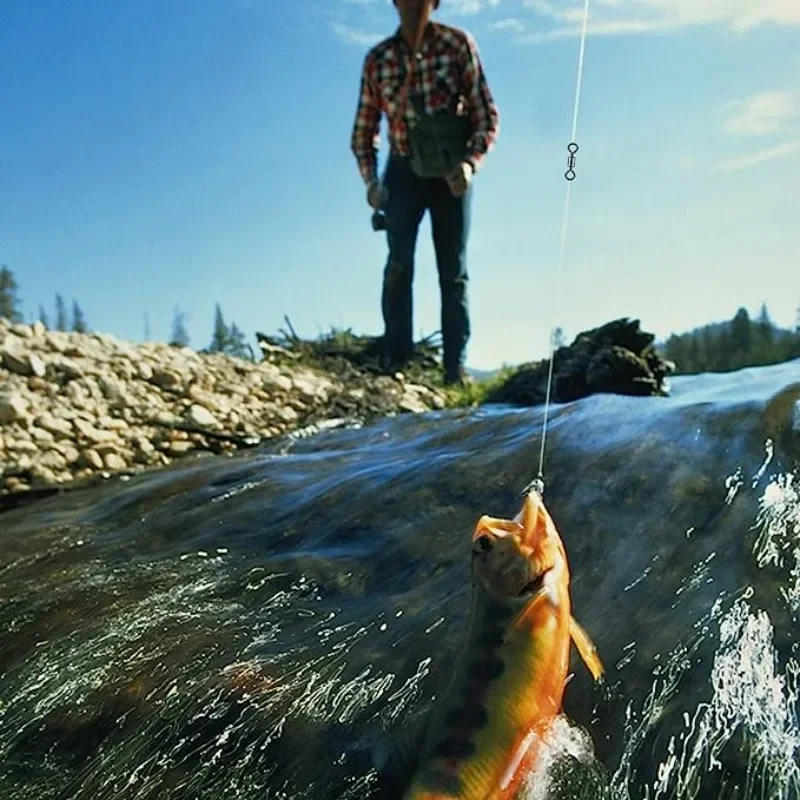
left=446, top=161, right=473, bottom=197
left=367, top=180, right=385, bottom=210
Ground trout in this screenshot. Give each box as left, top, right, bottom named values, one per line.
left=402, top=490, right=604, bottom=799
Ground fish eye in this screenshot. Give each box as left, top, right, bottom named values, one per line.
left=473, top=534, right=493, bottom=554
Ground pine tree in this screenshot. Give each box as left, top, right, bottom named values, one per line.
left=0, top=266, right=23, bottom=323
left=209, top=304, right=229, bottom=352
left=55, top=293, right=68, bottom=331
left=72, top=300, right=88, bottom=333
left=227, top=322, right=249, bottom=359
left=38, top=304, right=50, bottom=328
left=169, top=308, right=190, bottom=347
left=729, top=307, right=752, bottom=362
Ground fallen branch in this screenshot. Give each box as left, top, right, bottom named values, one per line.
left=147, top=418, right=263, bottom=448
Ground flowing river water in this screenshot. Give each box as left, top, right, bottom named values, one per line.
left=1, top=360, right=799, bottom=800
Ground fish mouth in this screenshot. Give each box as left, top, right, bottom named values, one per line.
left=517, top=572, right=546, bottom=597
left=472, top=533, right=548, bottom=598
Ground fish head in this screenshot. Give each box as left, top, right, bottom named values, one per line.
left=470, top=490, right=566, bottom=603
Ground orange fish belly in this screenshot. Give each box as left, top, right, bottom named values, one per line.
left=403, top=586, right=572, bottom=799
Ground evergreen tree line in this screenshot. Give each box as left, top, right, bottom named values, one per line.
left=5, top=264, right=800, bottom=372
left=1, top=266, right=88, bottom=333
left=660, top=303, right=800, bottom=374
left=1, top=265, right=253, bottom=359
left=168, top=303, right=252, bottom=359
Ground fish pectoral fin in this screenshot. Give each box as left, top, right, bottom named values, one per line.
left=569, top=615, right=604, bottom=682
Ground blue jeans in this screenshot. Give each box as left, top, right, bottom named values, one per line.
left=380, top=154, right=471, bottom=379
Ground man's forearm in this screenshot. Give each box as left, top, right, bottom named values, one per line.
left=352, top=142, right=379, bottom=186
left=351, top=56, right=381, bottom=186
left=462, top=34, right=500, bottom=173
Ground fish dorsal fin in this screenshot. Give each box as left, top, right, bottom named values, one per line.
left=569, top=615, right=604, bottom=681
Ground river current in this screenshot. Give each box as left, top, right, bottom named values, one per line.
left=1, top=360, right=799, bottom=800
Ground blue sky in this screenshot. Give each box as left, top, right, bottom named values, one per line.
left=1, top=0, right=798, bottom=370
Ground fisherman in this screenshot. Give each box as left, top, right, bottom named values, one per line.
left=350, top=0, right=500, bottom=386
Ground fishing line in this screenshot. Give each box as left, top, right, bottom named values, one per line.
left=531, top=0, right=593, bottom=496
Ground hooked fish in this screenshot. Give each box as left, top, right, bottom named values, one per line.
left=401, top=489, right=604, bottom=799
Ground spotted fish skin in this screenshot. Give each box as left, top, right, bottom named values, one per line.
left=401, top=491, right=604, bottom=800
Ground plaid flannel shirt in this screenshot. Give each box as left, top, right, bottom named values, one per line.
left=350, top=22, right=500, bottom=186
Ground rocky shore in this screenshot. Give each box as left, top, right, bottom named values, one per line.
left=0, top=318, right=445, bottom=499
left=1, top=315, right=676, bottom=503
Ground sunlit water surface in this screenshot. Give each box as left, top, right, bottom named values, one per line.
left=1, top=360, right=799, bottom=800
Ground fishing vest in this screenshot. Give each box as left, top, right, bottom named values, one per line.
left=405, top=92, right=472, bottom=179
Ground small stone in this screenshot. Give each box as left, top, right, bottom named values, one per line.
left=52, top=357, right=84, bottom=380
left=168, top=440, right=195, bottom=455
left=44, top=331, right=67, bottom=353
left=10, top=323, right=32, bottom=338
left=99, top=376, right=125, bottom=401
left=7, top=439, right=37, bottom=455
left=78, top=449, right=104, bottom=470
left=29, top=354, right=46, bottom=377
left=29, top=426, right=55, bottom=445
left=35, top=414, right=73, bottom=437
left=292, top=374, right=329, bottom=401
left=0, top=392, right=29, bottom=424
left=66, top=382, right=88, bottom=406
left=63, top=343, right=87, bottom=359
left=1, top=336, right=46, bottom=377
left=186, top=404, right=217, bottom=429
left=103, top=452, right=127, bottom=470
left=134, top=436, right=155, bottom=455
left=27, top=376, right=49, bottom=392
left=31, top=465, right=57, bottom=484
left=97, top=416, right=129, bottom=431
left=4, top=476, right=30, bottom=493
left=153, top=410, right=178, bottom=427
left=74, top=418, right=116, bottom=443
left=58, top=445, right=81, bottom=465
left=31, top=321, right=46, bottom=338
left=275, top=405, right=299, bottom=423
left=262, top=370, right=293, bottom=393
left=151, top=368, right=182, bottom=391
left=39, top=450, right=68, bottom=472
